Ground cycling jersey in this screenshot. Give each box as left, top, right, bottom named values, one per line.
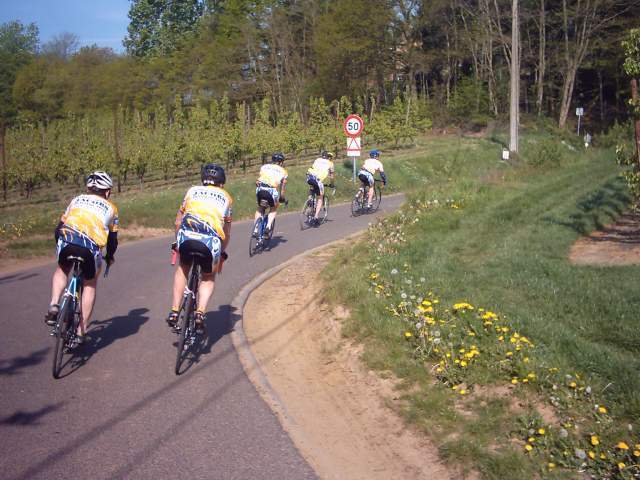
left=257, top=164, right=288, bottom=188
left=362, top=158, right=384, bottom=175
left=59, top=194, right=119, bottom=253
left=178, top=185, right=233, bottom=241
left=307, top=158, right=334, bottom=182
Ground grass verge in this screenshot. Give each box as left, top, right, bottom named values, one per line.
left=325, top=145, right=640, bottom=479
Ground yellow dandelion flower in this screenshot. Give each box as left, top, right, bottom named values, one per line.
left=452, top=385, right=458, bottom=390
left=600, top=453, right=606, bottom=460
left=506, top=351, right=513, bottom=357
left=460, top=360, right=468, bottom=367
left=598, top=406, right=607, bottom=414
left=528, top=437, right=535, bottom=443
left=498, top=335, right=504, bottom=342
left=618, top=462, right=625, bottom=470
left=588, top=451, right=595, bottom=459
left=591, top=436, right=599, bottom=446
left=617, top=441, right=629, bottom=450
left=524, top=444, right=533, bottom=452
left=527, top=373, right=536, bottom=379
left=459, top=389, right=467, bottom=395
left=522, top=378, right=529, bottom=383
left=523, top=357, right=529, bottom=363
left=547, top=462, right=555, bottom=469
left=511, top=378, right=519, bottom=385
left=538, top=428, right=545, bottom=435
left=633, top=450, right=640, bottom=457
left=569, top=381, right=577, bottom=388
left=436, top=367, right=443, bottom=373
left=404, top=331, right=413, bottom=338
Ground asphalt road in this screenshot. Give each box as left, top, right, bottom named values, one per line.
left=0, top=193, right=404, bottom=480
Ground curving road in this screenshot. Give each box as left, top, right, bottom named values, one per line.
left=0, top=194, right=404, bottom=480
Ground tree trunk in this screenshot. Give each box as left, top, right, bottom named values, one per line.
left=536, top=0, right=546, bottom=116
left=632, top=79, right=640, bottom=165
left=558, top=64, right=577, bottom=129
left=112, top=106, right=122, bottom=193
left=0, top=123, right=6, bottom=201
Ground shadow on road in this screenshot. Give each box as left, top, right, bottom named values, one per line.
left=1, top=403, right=63, bottom=426
left=0, top=272, right=39, bottom=285
left=57, top=308, right=149, bottom=378
left=267, top=235, right=287, bottom=250
left=174, top=304, right=239, bottom=375
left=0, top=347, right=50, bottom=376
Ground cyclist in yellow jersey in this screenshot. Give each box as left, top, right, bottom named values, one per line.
left=358, top=149, right=387, bottom=209
left=166, top=163, right=232, bottom=335
left=45, top=171, right=119, bottom=344
left=254, top=152, right=288, bottom=236
left=306, top=151, right=335, bottom=225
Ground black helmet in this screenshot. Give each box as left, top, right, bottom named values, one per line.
left=272, top=152, right=285, bottom=164
left=201, top=163, right=226, bottom=186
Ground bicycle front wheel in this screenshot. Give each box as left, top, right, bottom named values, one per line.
left=52, top=298, right=72, bottom=379
left=249, top=218, right=262, bottom=257
left=175, top=295, right=194, bottom=375
left=265, top=218, right=275, bottom=249
left=299, top=198, right=314, bottom=230
left=319, top=196, right=329, bottom=224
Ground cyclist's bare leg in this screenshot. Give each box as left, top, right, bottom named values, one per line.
left=315, top=195, right=324, bottom=218
left=267, top=205, right=278, bottom=229
left=367, top=183, right=375, bottom=205
left=171, top=262, right=190, bottom=310
left=196, top=272, right=215, bottom=312
left=49, top=264, right=70, bottom=307
left=80, top=274, right=99, bottom=335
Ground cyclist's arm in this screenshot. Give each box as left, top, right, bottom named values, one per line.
left=54, top=220, right=64, bottom=242
left=222, top=220, right=231, bottom=252
left=174, top=210, right=184, bottom=234
left=380, top=171, right=387, bottom=185
left=105, top=231, right=118, bottom=261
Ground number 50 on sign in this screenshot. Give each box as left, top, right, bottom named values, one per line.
left=343, top=114, right=364, bottom=137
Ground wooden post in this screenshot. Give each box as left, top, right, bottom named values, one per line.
left=509, top=0, right=520, bottom=154
left=0, top=123, right=6, bottom=201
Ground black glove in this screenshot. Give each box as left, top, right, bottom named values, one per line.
left=279, top=196, right=287, bottom=205
left=221, top=251, right=229, bottom=261
left=170, top=241, right=178, bottom=251
left=328, top=183, right=335, bottom=189
left=103, top=255, right=115, bottom=266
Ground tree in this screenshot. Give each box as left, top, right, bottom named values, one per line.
left=0, top=21, right=38, bottom=201
left=509, top=0, right=520, bottom=154
left=622, top=28, right=640, bottom=164
left=124, top=0, right=205, bottom=58
left=41, top=32, right=79, bottom=60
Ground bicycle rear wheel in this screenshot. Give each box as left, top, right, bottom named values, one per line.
left=299, top=198, right=314, bottom=230
left=175, top=294, right=194, bottom=374
left=52, top=298, right=72, bottom=379
left=249, top=218, right=262, bottom=257
left=351, top=189, right=364, bottom=217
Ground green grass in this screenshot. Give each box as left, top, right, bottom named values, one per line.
left=325, top=143, right=639, bottom=478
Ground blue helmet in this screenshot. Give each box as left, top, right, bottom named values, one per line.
left=369, top=149, right=380, bottom=158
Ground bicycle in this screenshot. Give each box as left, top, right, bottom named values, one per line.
left=50, top=256, right=110, bottom=379
left=351, top=179, right=382, bottom=217
left=300, top=186, right=334, bottom=230
left=173, top=250, right=204, bottom=374
left=249, top=198, right=286, bottom=256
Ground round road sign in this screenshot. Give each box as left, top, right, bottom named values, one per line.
left=343, top=114, right=364, bottom=137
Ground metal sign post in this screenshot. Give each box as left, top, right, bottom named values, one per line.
left=576, top=107, right=584, bottom=136
left=343, top=114, right=364, bottom=182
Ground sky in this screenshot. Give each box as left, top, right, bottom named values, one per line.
left=0, top=0, right=130, bottom=53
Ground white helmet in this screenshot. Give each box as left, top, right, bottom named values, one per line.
left=86, top=171, right=113, bottom=190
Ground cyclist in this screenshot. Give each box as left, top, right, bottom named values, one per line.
left=306, top=150, right=335, bottom=225
left=166, top=163, right=232, bottom=335
left=44, top=171, right=118, bottom=345
left=358, top=149, right=387, bottom=209
left=254, top=152, right=288, bottom=237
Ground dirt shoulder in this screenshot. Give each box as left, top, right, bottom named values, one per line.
left=569, top=211, right=640, bottom=265
left=242, top=244, right=451, bottom=480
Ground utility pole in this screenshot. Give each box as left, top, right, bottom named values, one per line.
left=509, top=0, right=520, bottom=154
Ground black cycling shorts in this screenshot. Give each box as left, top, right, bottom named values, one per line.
left=58, top=244, right=97, bottom=280
left=256, top=189, right=275, bottom=208
left=358, top=172, right=374, bottom=187
left=179, top=239, right=214, bottom=274
left=307, top=175, right=321, bottom=195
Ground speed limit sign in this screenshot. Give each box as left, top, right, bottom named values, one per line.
left=343, top=114, right=364, bottom=138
